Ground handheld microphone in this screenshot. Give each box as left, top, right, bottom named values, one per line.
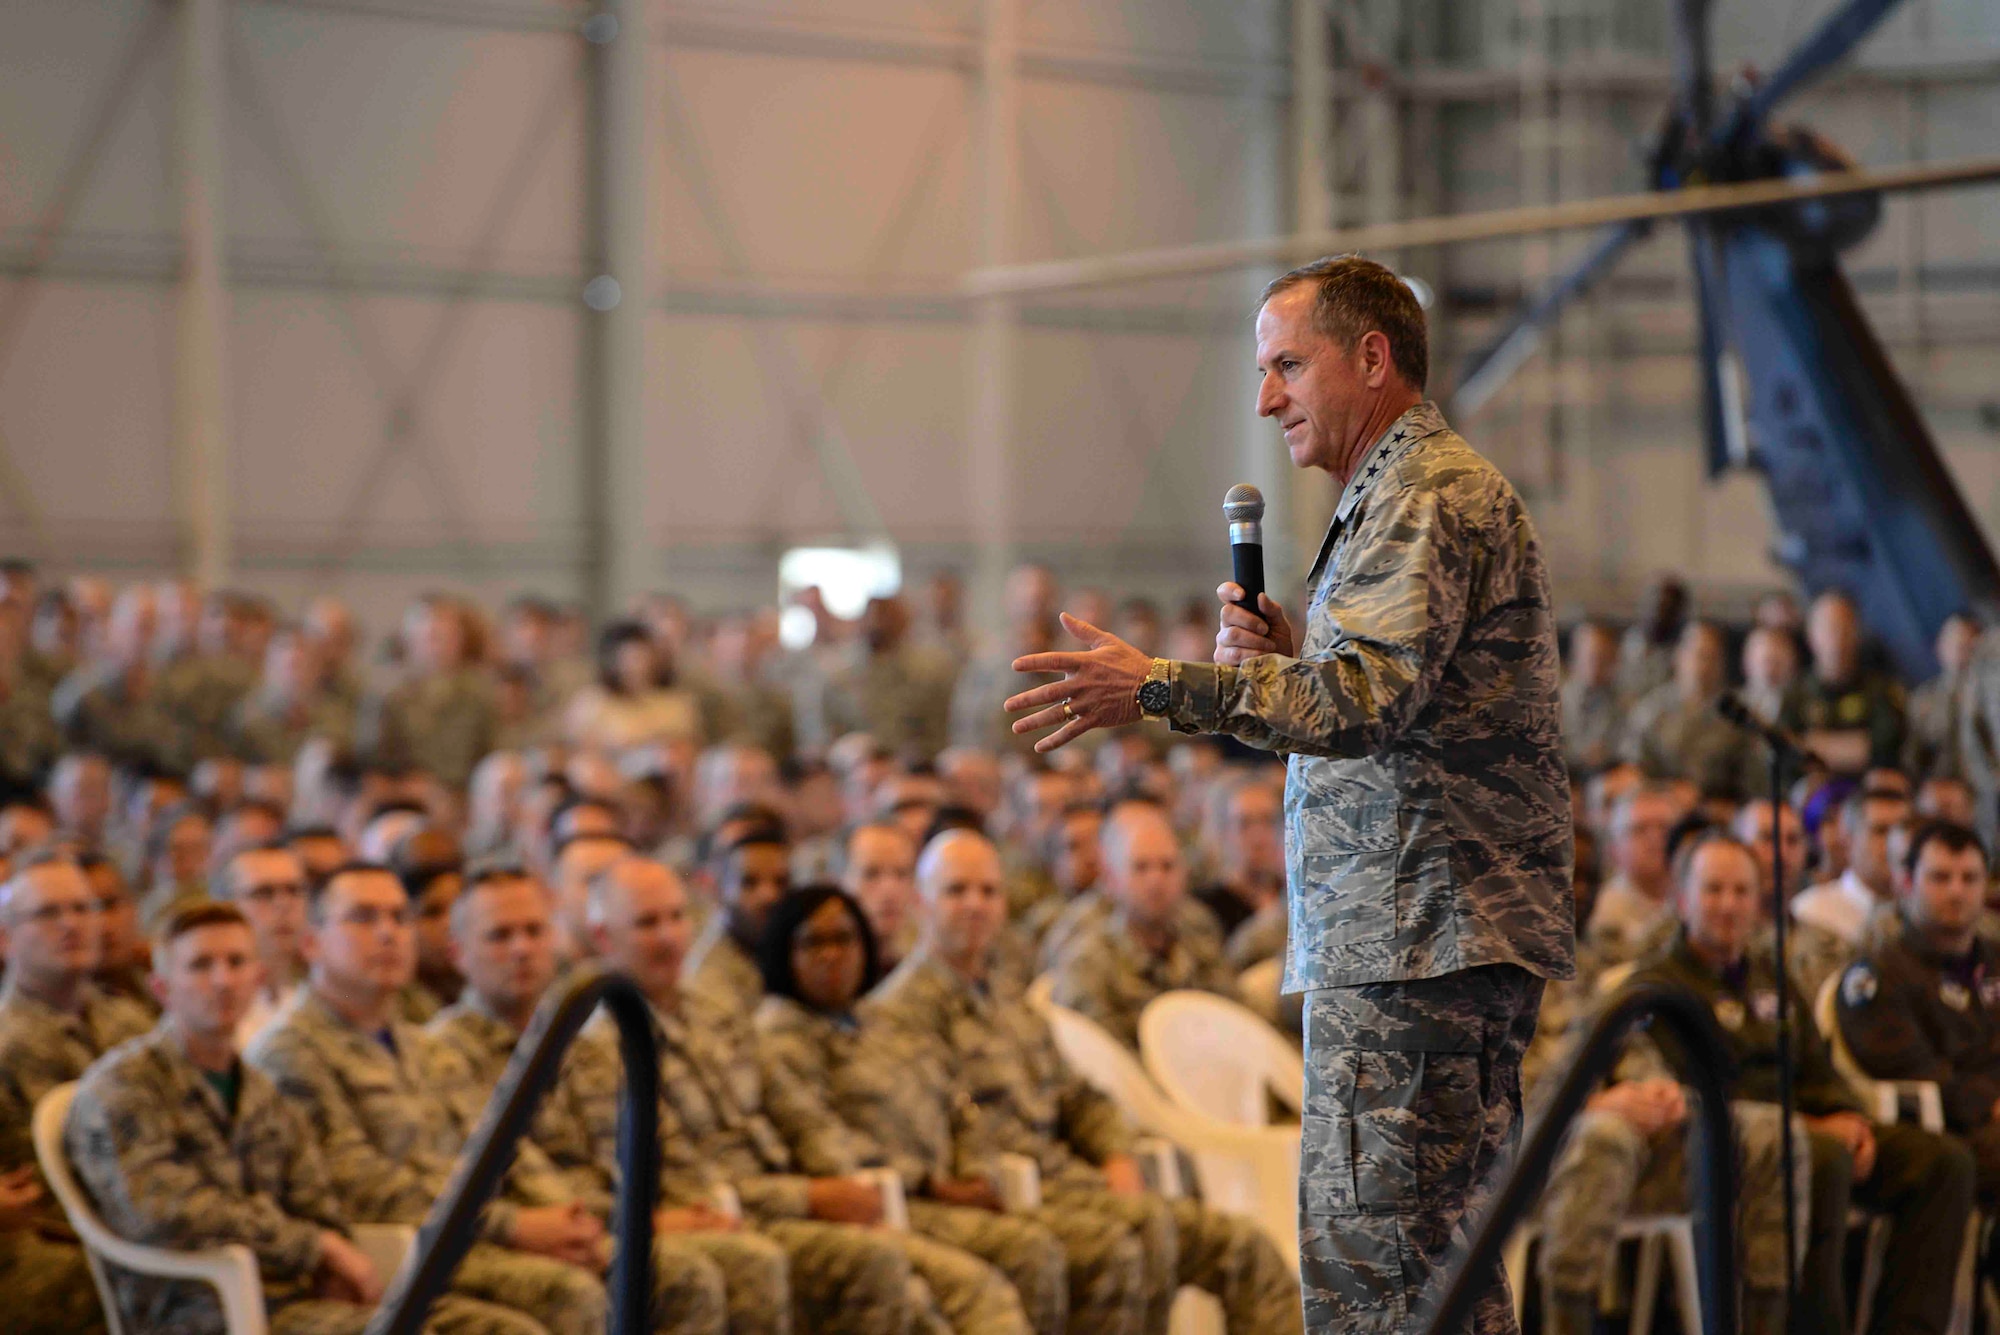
left=1224, top=484, right=1265, bottom=615
left=1715, top=691, right=1805, bottom=755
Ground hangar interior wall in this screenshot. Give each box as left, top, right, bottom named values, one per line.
left=1, top=0, right=1996, bottom=630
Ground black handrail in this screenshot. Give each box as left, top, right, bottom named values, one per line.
left=368, top=969, right=662, bottom=1335
left=1419, top=980, right=1741, bottom=1335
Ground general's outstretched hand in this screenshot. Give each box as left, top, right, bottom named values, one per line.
left=1006, top=612, right=1148, bottom=752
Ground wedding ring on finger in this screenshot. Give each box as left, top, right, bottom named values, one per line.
left=1062, top=699, right=1077, bottom=721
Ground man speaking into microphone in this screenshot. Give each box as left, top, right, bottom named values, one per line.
left=1005, top=255, right=1573, bottom=1333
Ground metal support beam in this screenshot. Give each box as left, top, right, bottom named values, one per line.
left=173, top=0, right=233, bottom=588
left=968, top=0, right=1018, bottom=635
left=584, top=1, right=654, bottom=619
left=1283, top=0, right=1335, bottom=575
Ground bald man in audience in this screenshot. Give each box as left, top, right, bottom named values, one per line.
left=430, top=864, right=771, bottom=1335
left=549, top=832, right=633, bottom=966
left=578, top=853, right=997, bottom=1335
left=1045, top=803, right=1233, bottom=1051
left=864, top=829, right=1301, bottom=1335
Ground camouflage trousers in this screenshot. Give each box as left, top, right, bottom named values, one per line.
left=1301, top=964, right=1544, bottom=1335
left=761, top=1217, right=915, bottom=1335
left=0, top=1228, right=107, bottom=1335
left=907, top=1200, right=1069, bottom=1335
left=1538, top=1101, right=1808, bottom=1297
left=1043, top=1182, right=1303, bottom=1335
left=671, top=1230, right=791, bottom=1335
left=890, top=1227, right=1033, bottom=1335
left=453, top=1241, right=609, bottom=1335
left=307, top=1292, right=549, bottom=1335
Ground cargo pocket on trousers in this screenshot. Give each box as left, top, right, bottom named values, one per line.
left=1303, top=1047, right=1485, bottom=1217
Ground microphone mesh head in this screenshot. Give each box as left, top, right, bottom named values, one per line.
left=1223, top=483, right=1265, bottom=524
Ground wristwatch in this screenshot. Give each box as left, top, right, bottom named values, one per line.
left=1135, top=658, right=1173, bottom=720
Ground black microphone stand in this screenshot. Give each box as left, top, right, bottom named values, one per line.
left=1717, top=693, right=1802, bottom=1331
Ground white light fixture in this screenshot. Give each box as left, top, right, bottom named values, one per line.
left=778, top=544, right=902, bottom=648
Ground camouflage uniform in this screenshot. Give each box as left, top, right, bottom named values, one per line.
left=231, top=688, right=356, bottom=766
left=572, top=986, right=934, bottom=1335
left=951, top=649, right=1046, bottom=758
left=685, top=919, right=766, bottom=1018
left=158, top=652, right=256, bottom=761
left=1904, top=667, right=1965, bottom=781
left=1618, top=685, right=1759, bottom=799
left=1031, top=893, right=1222, bottom=987
left=357, top=670, right=498, bottom=789
left=1536, top=1098, right=1807, bottom=1304
left=1557, top=678, right=1622, bottom=776
left=1156, top=403, right=1573, bottom=1330
left=429, top=993, right=759, bottom=1335
left=65, top=1019, right=539, bottom=1335
left=0, top=980, right=169, bottom=1335
left=51, top=665, right=189, bottom=772
left=755, top=994, right=1069, bottom=1335
left=0, top=669, right=59, bottom=790
left=1043, top=905, right=1235, bottom=1052
left=802, top=643, right=958, bottom=759
left=245, top=991, right=609, bottom=1335
left=864, top=948, right=1301, bottom=1335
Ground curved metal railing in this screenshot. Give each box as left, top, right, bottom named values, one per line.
left=369, top=969, right=661, bottom=1335
left=1419, top=980, right=1742, bottom=1335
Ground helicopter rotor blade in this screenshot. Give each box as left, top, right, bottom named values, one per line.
left=1451, top=220, right=1651, bottom=418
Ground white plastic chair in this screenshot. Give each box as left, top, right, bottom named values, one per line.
left=1138, top=990, right=1302, bottom=1128
left=1235, top=959, right=1283, bottom=1026
left=1047, top=996, right=1299, bottom=1269
left=1504, top=1214, right=1704, bottom=1335
left=34, top=1082, right=413, bottom=1335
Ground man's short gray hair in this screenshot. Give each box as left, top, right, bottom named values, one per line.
left=1259, top=254, right=1428, bottom=391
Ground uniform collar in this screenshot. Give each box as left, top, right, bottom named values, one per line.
left=1332, top=400, right=1448, bottom=527
left=1309, top=400, right=1449, bottom=584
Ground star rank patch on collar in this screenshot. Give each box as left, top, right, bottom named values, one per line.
left=1841, top=964, right=1878, bottom=1008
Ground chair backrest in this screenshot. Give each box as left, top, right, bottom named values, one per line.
left=34, top=1081, right=271, bottom=1335
left=1236, top=959, right=1282, bottom=1025
left=1042, top=1000, right=1184, bottom=1139
left=1139, top=990, right=1301, bottom=1127
left=31, top=1082, right=130, bottom=1335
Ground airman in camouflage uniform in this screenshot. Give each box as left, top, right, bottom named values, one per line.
left=576, top=853, right=987, bottom=1335
left=865, top=830, right=1301, bottom=1335
left=359, top=668, right=498, bottom=791
left=67, top=1016, right=541, bottom=1335
left=429, top=996, right=743, bottom=1335
left=247, top=989, right=612, bottom=1335
left=756, top=992, right=1070, bottom=1335
left=158, top=645, right=256, bottom=763
left=53, top=662, right=189, bottom=773
left=231, top=626, right=357, bottom=766
left=1004, top=262, right=1572, bottom=1331
left=1043, top=803, right=1234, bottom=1052
left=246, top=863, right=612, bottom=1335
left=685, top=824, right=788, bottom=1018
left=0, top=856, right=147, bottom=1335
left=427, top=864, right=775, bottom=1335
left=865, top=939, right=1301, bottom=1335
left=803, top=597, right=958, bottom=760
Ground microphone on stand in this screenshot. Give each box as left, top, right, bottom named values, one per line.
left=1715, top=691, right=1805, bottom=754
left=1224, top=484, right=1265, bottom=616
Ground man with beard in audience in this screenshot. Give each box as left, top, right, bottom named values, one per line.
left=687, top=823, right=791, bottom=1014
